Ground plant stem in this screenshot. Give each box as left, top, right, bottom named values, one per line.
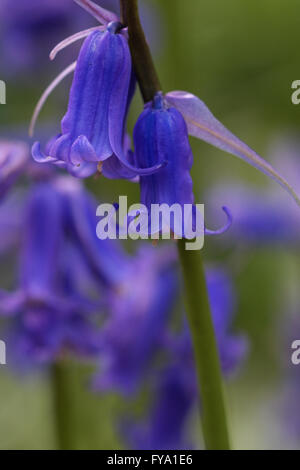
left=51, top=360, right=76, bottom=450
left=120, top=0, right=161, bottom=102
left=120, top=0, right=231, bottom=449
left=177, top=240, right=230, bottom=449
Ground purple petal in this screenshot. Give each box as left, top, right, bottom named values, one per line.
left=134, top=103, right=194, bottom=211
left=0, top=290, right=25, bottom=316
left=67, top=161, right=97, bottom=178
left=70, top=135, right=98, bottom=164
left=32, top=141, right=59, bottom=164
left=165, top=91, right=300, bottom=206
left=108, top=33, right=133, bottom=159
left=61, top=31, right=113, bottom=161
left=101, top=153, right=137, bottom=180
left=205, top=206, right=232, bottom=235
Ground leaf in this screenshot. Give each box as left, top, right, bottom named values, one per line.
left=165, top=91, right=300, bottom=207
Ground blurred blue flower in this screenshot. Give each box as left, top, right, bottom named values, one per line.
left=93, top=245, right=178, bottom=395
left=0, top=190, right=24, bottom=255
left=0, top=0, right=162, bottom=78
left=125, top=269, right=247, bottom=450
left=0, top=140, right=29, bottom=198
left=0, top=181, right=101, bottom=368
left=0, top=0, right=87, bottom=77
left=32, top=26, right=132, bottom=178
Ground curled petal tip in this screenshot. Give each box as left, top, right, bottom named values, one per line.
left=119, top=157, right=167, bottom=176
left=205, top=206, right=233, bottom=236
left=32, top=142, right=61, bottom=166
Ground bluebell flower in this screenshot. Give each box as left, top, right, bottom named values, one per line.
left=132, top=92, right=231, bottom=237
left=31, top=2, right=163, bottom=179
left=207, top=183, right=300, bottom=245
left=0, top=181, right=101, bottom=368
left=165, top=91, right=300, bottom=207
left=131, top=90, right=300, bottom=238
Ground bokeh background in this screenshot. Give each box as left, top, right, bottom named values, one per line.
left=0, top=0, right=300, bottom=449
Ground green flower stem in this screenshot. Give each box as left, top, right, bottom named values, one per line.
left=121, top=0, right=231, bottom=450
left=120, top=0, right=161, bottom=102
left=177, top=240, right=230, bottom=449
left=51, top=360, right=76, bottom=450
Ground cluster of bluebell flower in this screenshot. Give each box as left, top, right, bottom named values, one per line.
left=31, top=0, right=300, bottom=222
left=0, top=138, right=246, bottom=448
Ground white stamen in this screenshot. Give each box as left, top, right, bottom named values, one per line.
left=50, top=26, right=105, bottom=61
left=73, top=0, right=118, bottom=25
left=29, top=62, right=77, bottom=137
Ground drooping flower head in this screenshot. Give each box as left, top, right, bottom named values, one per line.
left=0, top=0, right=83, bottom=76
left=132, top=92, right=231, bottom=237
left=0, top=178, right=107, bottom=367
left=280, top=311, right=300, bottom=445
left=33, top=25, right=130, bottom=177
left=31, top=1, right=164, bottom=179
